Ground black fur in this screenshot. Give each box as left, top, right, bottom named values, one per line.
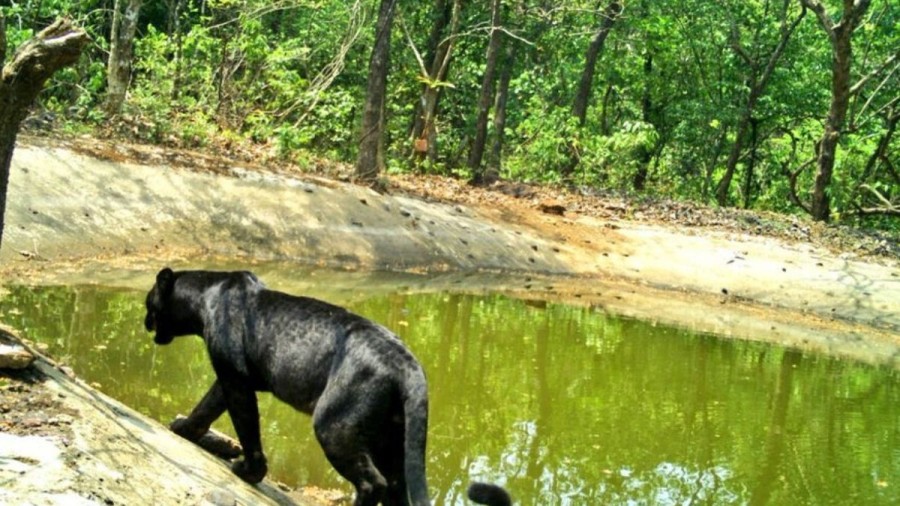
left=467, top=483, right=512, bottom=506
left=144, top=268, right=510, bottom=506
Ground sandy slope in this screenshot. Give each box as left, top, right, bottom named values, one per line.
left=2, top=138, right=897, bottom=363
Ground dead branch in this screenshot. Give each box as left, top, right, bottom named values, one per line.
left=1, top=18, right=89, bottom=98
left=785, top=156, right=814, bottom=215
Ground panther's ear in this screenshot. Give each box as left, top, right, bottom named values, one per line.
left=156, top=267, right=176, bottom=298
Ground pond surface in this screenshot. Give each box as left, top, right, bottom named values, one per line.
left=1, top=271, right=898, bottom=505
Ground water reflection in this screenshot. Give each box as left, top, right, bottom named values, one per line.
left=1, top=284, right=899, bottom=505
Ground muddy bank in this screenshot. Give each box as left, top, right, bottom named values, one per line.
left=2, top=138, right=897, bottom=363
left=1, top=139, right=571, bottom=273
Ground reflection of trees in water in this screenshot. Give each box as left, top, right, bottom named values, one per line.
left=0, top=285, right=215, bottom=421
left=750, top=349, right=801, bottom=506
left=3, top=287, right=900, bottom=505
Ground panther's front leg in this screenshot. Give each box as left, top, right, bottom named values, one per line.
left=219, top=377, right=268, bottom=484
left=171, top=380, right=228, bottom=441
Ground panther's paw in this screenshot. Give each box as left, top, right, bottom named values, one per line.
left=170, top=415, right=206, bottom=441
left=232, top=453, right=268, bottom=484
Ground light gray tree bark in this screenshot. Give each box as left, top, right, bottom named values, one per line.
left=105, top=0, right=143, bottom=117
left=0, top=18, right=88, bottom=247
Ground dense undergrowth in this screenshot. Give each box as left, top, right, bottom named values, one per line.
left=3, top=0, right=897, bottom=235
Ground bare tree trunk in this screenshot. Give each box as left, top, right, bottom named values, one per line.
left=105, top=0, right=143, bottom=117
left=0, top=18, right=89, bottom=248
left=802, top=0, right=872, bottom=222
left=717, top=108, right=755, bottom=204
left=632, top=48, right=653, bottom=191
left=467, top=0, right=503, bottom=185
left=355, top=0, right=397, bottom=182
left=599, top=83, right=614, bottom=136
left=411, top=0, right=452, bottom=142
left=715, top=1, right=805, bottom=206
left=743, top=117, right=759, bottom=209
left=488, top=41, right=517, bottom=174
left=411, top=0, right=462, bottom=166
left=572, top=1, right=622, bottom=127
left=565, top=0, right=622, bottom=177
left=702, top=126, right=729, bottom=200
left=167, top=0, right=186, bottom=102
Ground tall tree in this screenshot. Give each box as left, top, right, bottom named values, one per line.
left=409, top=0, right=462, bottom=166
left=565, top=0, right=622, bottom=176
left=800, top=0, right=872, bottom=222
left=468, top=0, right=503, bottom=184
left=632, top=0, right=655, bottom=192
left=356, top=0, right=398, bottom=182
left=165, top=0, right=187, bottom=101
left=488, top=40, right=517, bottom=172
left=572, top=1, right=623, bottom=128
left=105, top=0, right=143, bottom=116
left=714, top=0, right=805, bottom=206
left=0, top=18, right=89, bottom=248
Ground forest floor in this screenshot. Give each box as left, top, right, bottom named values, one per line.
left=1, top=134, right=898, bottom=505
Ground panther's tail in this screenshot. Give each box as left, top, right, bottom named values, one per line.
left=402, top=366, right=431, bottom=506
left=401, top=365, right=512, bottom=505
left=467, top=482, right=512, bottom=506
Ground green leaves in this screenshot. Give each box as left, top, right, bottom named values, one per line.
left=4, top=0, right=895, bottom=231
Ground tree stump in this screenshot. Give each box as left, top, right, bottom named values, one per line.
left=0, top=18, right=89, bottom=246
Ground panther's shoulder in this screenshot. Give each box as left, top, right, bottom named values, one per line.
left=178, top=270, right=266, bottom=294
left=236, top=271, right=265, bottom=289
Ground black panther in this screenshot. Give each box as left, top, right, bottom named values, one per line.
left=144, top=267, right=510, bottom=506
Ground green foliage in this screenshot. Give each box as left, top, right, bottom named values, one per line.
left=506, top=102, right=578, bottom=183
left=3, top=0, right=897, bottom=230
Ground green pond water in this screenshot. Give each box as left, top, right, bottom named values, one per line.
left=1, top=274, right=898, bottom=505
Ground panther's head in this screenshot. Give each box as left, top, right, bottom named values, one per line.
left=145, top=267, right=178, bottom=345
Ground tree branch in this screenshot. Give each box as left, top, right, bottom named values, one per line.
left=849, top=50, right=898, bottom=96
left=772, top=126, right=813, bottom=214
left=398, top=13, right=430, bottom=78
left=882, top=152, right=900, bottom=185
left=757, top=3, right=806, bottom=92
left=801, top=0, right=835, bottom=40
left=848, top=0, right=873, bottom=29
left=729, top=24, right=753, bottom=68
left=2, top=18, right=89, bottom=86
left=849, top=184, right=900, bottom=218
left=860, top=184, right=894, bottom=208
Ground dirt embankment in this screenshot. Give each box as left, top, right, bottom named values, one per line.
left=1, top=136, right=898, bottom=505
left=3, top=136, right=897, bottom=362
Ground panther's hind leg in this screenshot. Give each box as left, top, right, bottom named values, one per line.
left=373, top=420, right=409, bottom=506
left=313, top=382, right=392, bottom=506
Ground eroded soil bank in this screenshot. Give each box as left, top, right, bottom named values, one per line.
left=3, top=137, right=897, bottom=362
left=1, top=136, right=898, bottom=505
